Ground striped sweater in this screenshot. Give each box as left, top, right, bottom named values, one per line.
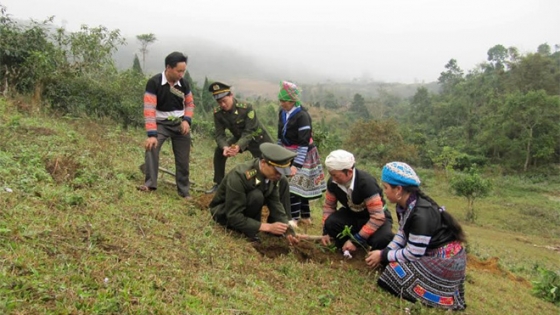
left=144, top=72, right=195, bottom=137
left=381, top=195, right=456, bottom=263
left=322, top=169, right=388, bottom=240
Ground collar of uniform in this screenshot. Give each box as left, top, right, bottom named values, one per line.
left=229, top=99, right=239, bottom=114
left=161, top=71, right=182, bottom=87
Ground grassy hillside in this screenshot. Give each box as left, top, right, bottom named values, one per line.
left=1, top=97, right=559, bottom=315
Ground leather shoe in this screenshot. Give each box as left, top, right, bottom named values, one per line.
left=205, top=184, right=219, bottom=194
left=247, top=235, right=260, bottom=243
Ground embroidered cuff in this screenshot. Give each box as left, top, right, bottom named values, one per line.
left=353, top=233, right=366, bottom=245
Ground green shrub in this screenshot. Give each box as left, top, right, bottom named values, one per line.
left=346, top=119, right=419, bottom=165
left=450, top=167, right=492, bottom=222
left=313, top=125, right=342, bottom=153
left=532, top=267, right=560, bottom=305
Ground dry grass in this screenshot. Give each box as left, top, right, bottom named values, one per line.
left=0, top=97, right=559, bottom=314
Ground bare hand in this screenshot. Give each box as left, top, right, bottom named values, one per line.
left=286, top=234, right=299, bottom=245
left=180, top=120, right=190, bottom=135
left=290, top=166, right=298, bottom=176
left=223, top=145, right=239, bottom=157
left=222, top=146, right=230, bottom=157
left=262, top=222, right=289, bottom=235
left=228, top=144, right=240, bottom=156
left=145, top=137, right=158, bottom=151
left=321, top=234, right=332, bottom=246
left=365, top=250, right=382, bottom=267
left=342, top=240, right=357, bottom=253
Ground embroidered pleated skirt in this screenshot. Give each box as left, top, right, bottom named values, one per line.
left=378, top=241, right=467, bottom=310
left=285, top=146, right=326, bottom=199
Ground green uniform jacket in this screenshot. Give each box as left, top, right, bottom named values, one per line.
left=209, top=159, right=289, bottom=236
left=213, top=99, right=272, bottom=151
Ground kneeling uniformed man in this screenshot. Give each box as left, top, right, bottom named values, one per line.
left=209, top=143, right=297, bottom=242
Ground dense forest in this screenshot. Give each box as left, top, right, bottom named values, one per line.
left=1, top=5, right=559, bottom=175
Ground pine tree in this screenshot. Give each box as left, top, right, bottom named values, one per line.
left=201, top=77, right=216, bottom=114
left=349, top=93, right=369, bottom=118
left=132, top=54, right=143, bottom=75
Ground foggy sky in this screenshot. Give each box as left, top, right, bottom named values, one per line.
left=3, top=0, right=559, bottom=84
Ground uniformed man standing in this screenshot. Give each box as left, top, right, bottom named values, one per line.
left=205, top=82, right=274, bottom=194
left=209, top=143, right=297, bottom=242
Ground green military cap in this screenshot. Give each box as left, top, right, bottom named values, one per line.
left=259, top=143, right=297, bottom=176
left=209, top=81, right=231, bottom=100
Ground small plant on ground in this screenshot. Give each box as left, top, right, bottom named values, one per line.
left=337, top=225, right=369, bottom=254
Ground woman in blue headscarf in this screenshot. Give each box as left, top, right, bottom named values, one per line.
left=366, top=161, right=467, bottom=310
left=277, top=81, right=326, bottom=227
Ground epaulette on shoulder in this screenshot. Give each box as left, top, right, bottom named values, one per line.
left=245, top=169, right=258, bottom=180
left=213, top=106, right=221, bottom=114
left=236, top=103, right=247, bottom=109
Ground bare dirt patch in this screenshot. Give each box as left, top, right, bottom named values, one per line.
left=252, top=232, right=374, bottom=273
left=192, top=193, right=214, bottom=210
left=191, top=195, right=518, bottom=277
left=467, top=254, right=530, bottom=286
left=45, top=155, right=80, bottom=183
left=19, top=126, right=57, bottom=136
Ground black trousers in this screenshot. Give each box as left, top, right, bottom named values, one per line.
left=323, top=207, right=394, bottom=249
left=144, top=120, right=191, bottom=197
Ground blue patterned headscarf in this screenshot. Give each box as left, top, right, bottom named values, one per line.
left=381, top=162, right=421, bottom=187
left=278, top=81, right=302, bottom=107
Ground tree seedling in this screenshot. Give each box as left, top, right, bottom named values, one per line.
left=336, top=225, right=370, bottom=254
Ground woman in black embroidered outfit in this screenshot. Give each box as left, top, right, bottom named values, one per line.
left=276, top=81, right=326, bottom=228
left=366, top=161, right=467, bottom=310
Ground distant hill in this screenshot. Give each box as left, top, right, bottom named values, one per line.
left=11, top=16, right=438, bottom=100
left=114, top=36, right=318, bottom=87
left=114, top=35, right=439, bottom=100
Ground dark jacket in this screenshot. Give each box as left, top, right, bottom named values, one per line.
left=324, top=169, right=392, bottom=237
left=277, top=106, right=313, bottom=168
left=326, top=169, right=387, bottom=213
left=209, top=159, right=289, bottom=236
left=402, top=197, right=456, bottom=249
left=213, top=99, right=272, bottom=151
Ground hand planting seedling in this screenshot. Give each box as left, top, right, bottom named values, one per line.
left=337, top=225, right=370, bottom=254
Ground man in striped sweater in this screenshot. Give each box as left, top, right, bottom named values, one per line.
left=138, top=51, right=195, bottom=200
left=320, top=150, right=393, bottom=255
